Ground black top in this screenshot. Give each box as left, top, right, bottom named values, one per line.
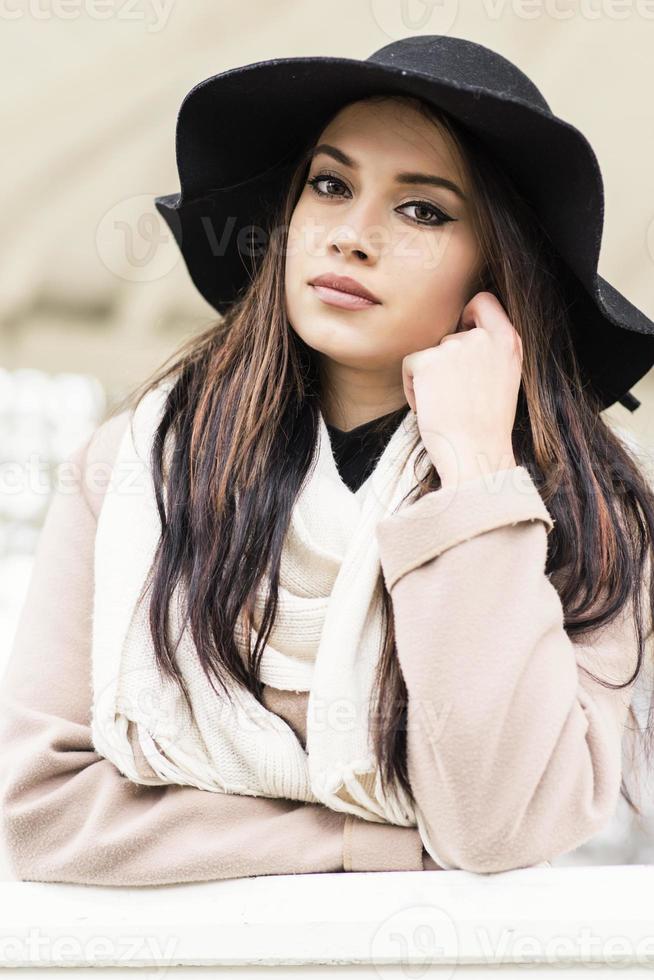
left=325, top=407, right=410, bottom=493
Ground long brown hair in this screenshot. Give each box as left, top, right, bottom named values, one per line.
left=110, top=93, right=654, bottom=818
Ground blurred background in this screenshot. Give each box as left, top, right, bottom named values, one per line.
left=1, top=1, right=654, bottom=873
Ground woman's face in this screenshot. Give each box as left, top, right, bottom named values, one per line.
left=284, top=97, right=483, bottom=378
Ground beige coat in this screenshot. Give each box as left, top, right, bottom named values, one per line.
left=0, top=409, right=643, bottom=884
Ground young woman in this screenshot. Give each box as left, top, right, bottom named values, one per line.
left=2, top=35, right=654, bottom=885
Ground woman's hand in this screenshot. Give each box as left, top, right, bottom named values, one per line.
left=402, top=291, right=523, bottom=487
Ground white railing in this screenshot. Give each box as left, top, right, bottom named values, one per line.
left=1, top=865, right=654, bottom=975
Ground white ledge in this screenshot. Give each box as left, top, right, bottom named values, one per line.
left=1, top=866, right=654, bottom=972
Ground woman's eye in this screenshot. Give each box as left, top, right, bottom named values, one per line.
left=305, top=174, right=455, bottom=227
left=306, top=174, right=348, bottom=198
left=399, top=202, right=454, bottom=227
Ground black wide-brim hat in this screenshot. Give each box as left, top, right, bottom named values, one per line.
left=155, top=34, right=654, bottom=413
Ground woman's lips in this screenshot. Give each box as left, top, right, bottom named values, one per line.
left=309, top=283, right=379, bottom=310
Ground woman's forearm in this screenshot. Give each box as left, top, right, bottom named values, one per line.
left=376, top=466, right=642, bottom=873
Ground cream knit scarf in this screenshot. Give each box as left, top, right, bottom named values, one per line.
left=90, top=383, right=433, bottom=831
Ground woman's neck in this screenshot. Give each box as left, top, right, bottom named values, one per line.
left=325, top=406, right=407, bottom=435
left=321, top=398, right=409, bottom=433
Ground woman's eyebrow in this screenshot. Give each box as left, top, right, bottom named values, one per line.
left=308, top=143, right=467, bottom=202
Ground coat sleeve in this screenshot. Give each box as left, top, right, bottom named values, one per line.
left=375, top=464, right=647, bottom=873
